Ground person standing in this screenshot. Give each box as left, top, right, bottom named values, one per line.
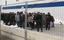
left=28, top=13, right=33, bottom=30
left=15, top=12, right=21, bottom=27
left=42, top=13, right=46, bottom=30
left=21, top=14, right=25, bottom=29
left=46, top=12, right=51, bottom=30
left=35, top=12, right=42, bottom=32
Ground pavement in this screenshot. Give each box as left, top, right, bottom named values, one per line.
left=30, top=24, right=64, bottom=40
left=43, top=24, right=64, bottom=37
left=1, top=21, right=64, bottom=40
left=0, top=35, right=14, bottom=40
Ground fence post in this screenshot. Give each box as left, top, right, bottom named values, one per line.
left=0, top=5, right=1, bottom=35
left=25, top=1, right=28, bottom=40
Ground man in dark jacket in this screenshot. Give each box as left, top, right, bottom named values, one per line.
left=21, top=14, right=25, bottom=29
left=34, top=12, right=42, bottom=32
left=4, top=13, right=10, bottom=25
left=9, top=12, right=16, bottom=26
left=46, top=12, right=51, bottom=30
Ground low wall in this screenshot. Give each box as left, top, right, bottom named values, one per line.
left=1, top=25, right=64, bottom=40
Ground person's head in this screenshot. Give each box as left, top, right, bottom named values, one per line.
left=28, top=13, right=30, bottom=16
left=42, top=13, right=45, bottom=15
left=47, top=12, right=51, bottom=15
left=40, top=13, right=42, bottom=15
left=17, top=12, right=20, bottom=15
left=34, top=13, right=37, bottom=15
left=42, top=13, right=46, bottom=17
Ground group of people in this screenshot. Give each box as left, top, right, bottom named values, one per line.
left=1, top=12, right=16, bottom=25
left=1, top=12, right=55, bottom=32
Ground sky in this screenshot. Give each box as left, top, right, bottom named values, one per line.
left=0, top=0, right=63, bottom=5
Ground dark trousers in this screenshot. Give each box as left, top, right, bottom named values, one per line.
left=21, top=22, right=25, bottom=29
left=29, top=22, right=33, bottom=30
left=17, top=21, right=21, bottom=27
left=36, top=22, right=43, bottom=32
left=33, top=22, right=36, bottom=29
left=46, top=22, right=50, bottom=30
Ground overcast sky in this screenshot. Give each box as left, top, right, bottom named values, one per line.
left=0, top=0, right=63, bottom=5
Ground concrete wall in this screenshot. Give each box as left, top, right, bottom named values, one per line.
left=1, top=25, right=64, bottom=40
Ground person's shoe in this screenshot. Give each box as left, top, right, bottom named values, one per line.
left=41, top=31, right=43, bottom=32
left=48, top=29, right=50, bottom=30
left=45, top=29, right=47, bottom=30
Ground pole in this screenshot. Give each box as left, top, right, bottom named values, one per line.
left=25, top=1, right=28, bottom=40
left=0, top=5, right=1, bottom=35
left=5, top=0, right=7, bottom=5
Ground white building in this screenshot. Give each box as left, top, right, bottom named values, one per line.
left=0, top=0, right=64, bottom=24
